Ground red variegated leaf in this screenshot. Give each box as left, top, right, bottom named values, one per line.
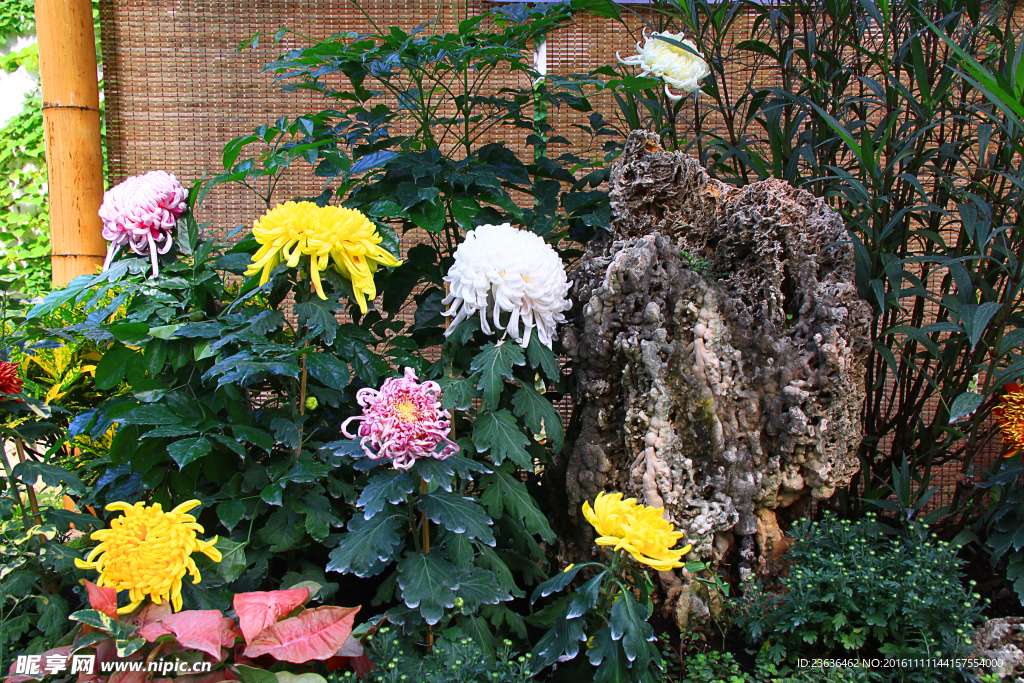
left=241, top=606, right=360, bottom=663
left=139, top=610, right=223, bottom=660
left=84, top=581, right=118, bottom=618
left=233, top=589, right=310, bottom=645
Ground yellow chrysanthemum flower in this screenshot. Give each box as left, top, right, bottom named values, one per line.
left=583, top=492, right=692, bottom=572
left=74, top=500, right=222, bottom=614
left=244, top=201, right=401, bottom=312
left=582, top=491, right=636, bottom=538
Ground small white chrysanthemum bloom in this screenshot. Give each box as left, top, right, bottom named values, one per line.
left=442, top=223, right=571, bottom=349
left=618, top=30, right=711, bottom=101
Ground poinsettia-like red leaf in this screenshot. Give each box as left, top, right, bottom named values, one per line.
left=233, top=588, right=310, bottom=645
left=241, top=605, right=360, bottom=663
left=350, top=654, right=375, bottom=679
left=130, top=603, right=173, bottom=630
left=219, top=617, right=242, bottom=649
left=139, top=610, right=223, bottom=660
left=83, top=580, right=118, bottom=618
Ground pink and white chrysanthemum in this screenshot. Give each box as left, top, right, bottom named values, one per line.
left=99, top=171, right=188, bottom=278
left=341, top=368, right=459, bottom=470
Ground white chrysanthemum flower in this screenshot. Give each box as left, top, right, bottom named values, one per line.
left=618, top=30, right=710, bottom=101
left=442, top=223, right=571, bottom=349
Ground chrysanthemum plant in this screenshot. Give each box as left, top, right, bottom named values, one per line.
left=527, top=492, right=705, bottom=683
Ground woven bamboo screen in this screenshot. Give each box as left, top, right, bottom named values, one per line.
left=98, top=1, right=1024, bottom=507
left=97, top=0, right=765, bottom=239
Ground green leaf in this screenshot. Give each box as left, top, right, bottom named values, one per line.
left=120, top=404, right=182, bottom=426
left=567, top=572, right=607, bottom=618
left=533, top=612, right=587, bottom=669
left=70, top=610, right=138, bottom=640
left=167, top=436, right=212, bottom=468
left=296, top=299, right=342, bottom=346
left=450, top=197, right=481, bottom=231
left=293, top=492, right=343, bottom=541
left=511, top=384, right=564, bottom=452
left=271, top=418, right=301, bottom=449
left=480, top=466, right=555, bottom=542
left=948, top=391, right=983, bottom=423
left=959, top=302, right=1003, bottom=350
left=395, top=550, right=459, bottom=625
left=439, top=377, right=477, bottom=411
left=305, top=353, right=351, bottom=390
left=470, top=342, right=526, bottom=407
left=357, top=470, right=417, bottom=519
left=326, top=507, right=406, bottom=577
left=95, top=344, right=134, bottom=390
left=609, top=589, right=654, bottom=671
left=455, top=566, right=512, bottom=607
left=217, top=499, right=247, bottom=532
left=12, top=461, right=86, bottom=495
left=215, top=538, right=247, bottom=582
left=474, top=410, right=531, bottom=468
left=527, top=339, right=561, bottom=381
left=407, top=198, right=446, bottom=233
left=108, top=322, right=150, bottom=345
left=233, top=426, right=274, bottom=453
left=531, top=563, right=584, bottom=604
left=587, top=628, right=630, bottom=682
left=257, top=508, right=306, bottom=553
left=418, top=492, right=495, bottom=545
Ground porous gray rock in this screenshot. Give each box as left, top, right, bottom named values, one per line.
left=551, top=131, right=872, bottom=624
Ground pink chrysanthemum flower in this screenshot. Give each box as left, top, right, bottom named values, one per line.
left=341, top=368, right=459, bottom=470
left=99, top=171, right=188, bottom=278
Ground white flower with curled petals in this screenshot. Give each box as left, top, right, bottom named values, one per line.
left=618, top=30, right=710, bottom=101
left=442, top=223, right=571, bottom=349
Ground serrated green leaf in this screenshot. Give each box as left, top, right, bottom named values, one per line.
left=455, top=566, right=512, bottom=607
left=293, top=492, right=343, bottom=541
left=531, top=563, right=584, bottom=604
left=306, top=352, right=350, bottom=390
left=609, top=589, right=654, bottom=671
left=358, top=470, right=417, bottom=519
left=511, top=384, right=564, bottom=452
left=296, top=299, right=341, bottom=346
left=440, top=529, right=474, bottom=567
left=396, top=550, right=459, bottom=625
left=470, top=342, right=526, bottom=407
left=326, top=507, right=406, bottom=577
left=527, top=339, right=561, bottom=381
left=533, top=612, right=587, bottom=669
left=587, top=628, right=630, bottom=681
left=480, top=466, right=555, bottom=542
left=474, top=410, right=531, bottom=468
left=440, top=377, right=477, bottom=411
left=418, top=492, right=495, bottom=545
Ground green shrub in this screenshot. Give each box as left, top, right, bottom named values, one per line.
left=348, top=626, right=535, bottom=683
left=734, top=514, right=982, bottom=678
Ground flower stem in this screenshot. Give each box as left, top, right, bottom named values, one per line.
left=15, top=440, right=41, bottom=526
left=420, top=476, right=434, bottom=651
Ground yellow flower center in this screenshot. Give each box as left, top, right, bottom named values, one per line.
left=392, top=400, right=420, bottom=423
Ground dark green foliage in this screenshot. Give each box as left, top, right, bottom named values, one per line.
left=734, top=514, right=983, bottom=681
left=351, top=626, right=535, bottom=683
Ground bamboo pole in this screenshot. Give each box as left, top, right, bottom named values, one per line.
left=36, top=0, right=106, bottom=288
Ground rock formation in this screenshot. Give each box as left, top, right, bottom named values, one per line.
left=551, top=131, right=872, bottom=626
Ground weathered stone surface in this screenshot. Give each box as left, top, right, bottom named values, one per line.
left=550, top=131, right=871, bottom=621
left=972, top=618, right=1024, bottom=680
